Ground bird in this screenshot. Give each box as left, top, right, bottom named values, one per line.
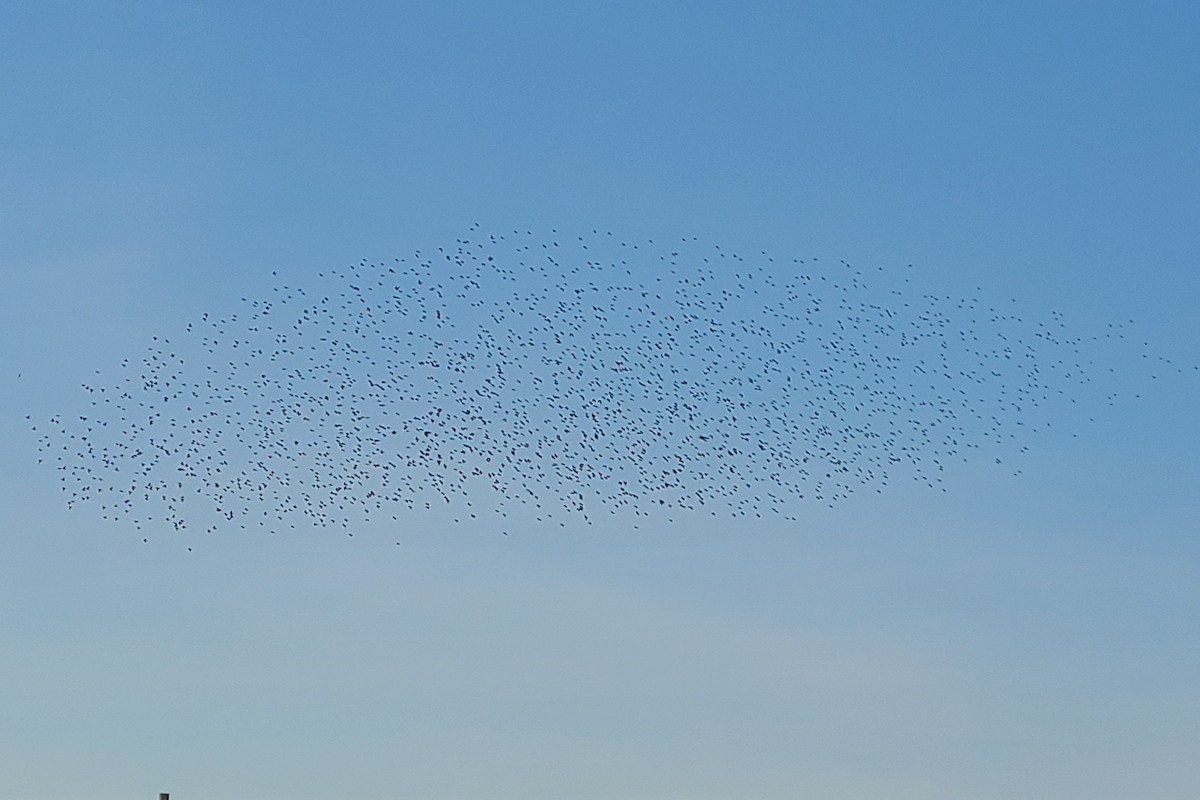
left=32, top=226, right=1193, bottom=548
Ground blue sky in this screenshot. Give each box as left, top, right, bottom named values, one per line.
left=2, top=2, right=1199, bottom=798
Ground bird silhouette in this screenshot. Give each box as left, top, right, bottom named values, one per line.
left=32, top=225, right=1193, bottom=546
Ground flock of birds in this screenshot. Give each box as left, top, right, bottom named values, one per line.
left=32, top=226, right=1188, bottom=545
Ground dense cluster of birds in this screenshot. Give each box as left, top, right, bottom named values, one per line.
left=32, top=226, right=1187, bottom=543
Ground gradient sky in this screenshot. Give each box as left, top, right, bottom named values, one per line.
left=2, top=3, right=1199, bottom=799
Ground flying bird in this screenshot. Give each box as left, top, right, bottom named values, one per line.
left=33, top=226, right=1186, bottom=547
